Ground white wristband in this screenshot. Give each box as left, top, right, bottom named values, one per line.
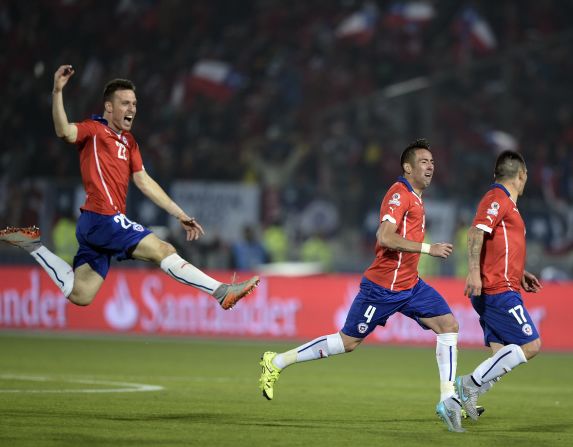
left=421, top=243, right=431, bottom=254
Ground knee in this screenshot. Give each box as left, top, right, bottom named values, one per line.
left=343, top=338, right=362, bottom=352
left=67, top=291, right=95, bottom=306
left=159, top=241, right=177, bottom=259
left=522, top=338, right=541, bottom=360
left=440, top=315, right=459, bottom=334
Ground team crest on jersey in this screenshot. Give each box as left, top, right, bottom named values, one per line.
left=487, top=201, right=500, bottom=216
left=388, top=193, right=401, bottom=206
left=522, top=324, right=533, bottom=336
left=357, top=323, right=369, bottom=334
left=122, top=135, right=128, bottom=146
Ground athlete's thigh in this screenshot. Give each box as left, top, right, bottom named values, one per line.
left=419, top=312, right=458, bottom=334
left=69, top=263, right=105, bottom=305
left=401, top=279, right=454, bottom=331
left=341, top=277, right=411, bottom=338
left=131, top=233, right=173, bottom=263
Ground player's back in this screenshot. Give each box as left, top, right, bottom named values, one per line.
left=472, top=184, right=526, bottom=294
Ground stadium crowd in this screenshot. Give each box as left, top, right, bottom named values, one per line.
left=1, top=0, right=573, bottom=276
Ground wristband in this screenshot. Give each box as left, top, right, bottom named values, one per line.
left=421, top=243, right=431, bottom=254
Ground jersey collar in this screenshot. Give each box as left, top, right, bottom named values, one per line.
left=397, top=176, right=414, bottom=191
left=91, top=114, right=122, bottom=136
left=397, top=176, right=422, bottom=201
left=489, top=182, right=511, bottom=197
left=91, top=114, right=108, bottom=125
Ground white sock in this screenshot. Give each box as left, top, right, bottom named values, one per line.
left=273, top=333, right=346, bottom=370
left=471, top=344, right=527, bottom=385
left=160, top=253, right=222, bottom=295
left=436, top=332, right=458, bottom=401
left=30, top=246, right=74, bottom=297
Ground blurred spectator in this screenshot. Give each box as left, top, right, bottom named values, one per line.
left=231, top=225, right=269, bottom=271
left=300, top=231, right=333, bottom=272
left=263, top=219, right=289, bottom=263
left=52, top=209, right=78, bottom=265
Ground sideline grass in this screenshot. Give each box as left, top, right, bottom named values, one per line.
left=0, top=333, right=571, bottom=447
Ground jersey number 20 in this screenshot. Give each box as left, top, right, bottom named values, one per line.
left=115, top=141, right=128, bottom=160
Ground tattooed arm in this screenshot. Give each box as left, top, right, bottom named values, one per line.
left=464, top=226, right=485, bottom=297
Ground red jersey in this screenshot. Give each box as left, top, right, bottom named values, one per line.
left=472, top=184, right=526, bottom=294
left=74, top=117, right=144, bottom=215
left=364, top=177, right=426, bottom=291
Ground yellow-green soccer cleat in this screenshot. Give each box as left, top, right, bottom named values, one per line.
left=259, top=351, right=282, bottom=400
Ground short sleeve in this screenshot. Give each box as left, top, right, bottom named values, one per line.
left=379, top=185, right=410, bottom=226
left=74, top=120, right=97, bottom=146
left=472, top=190, right=509, bottom=233
left=130, top=141, right=144, bottom=173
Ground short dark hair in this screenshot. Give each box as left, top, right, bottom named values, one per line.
left=400, top=138, right=431, bottom=172
left=494, top=150, right=526, bottom=181
left=103, top=79, right=136, bottom=102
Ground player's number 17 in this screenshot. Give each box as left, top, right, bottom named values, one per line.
left=508, top=305, right=527, bottom=325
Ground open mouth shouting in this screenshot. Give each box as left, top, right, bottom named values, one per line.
left=123, top=114, right=134, bottom=127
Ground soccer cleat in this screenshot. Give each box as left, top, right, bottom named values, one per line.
left=259, top=351, right=281, bottom=400
left=216, top=276, right=260, bottom=310
left=455, top=375, right=480, bottom=421
left=461, top=405, right=485, bottom=419
left=0, top=226, right=41, bottom=252
left=436, top=396, right=465, bottom=433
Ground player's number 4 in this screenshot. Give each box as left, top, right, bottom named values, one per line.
left=508, top=305, right=527, bottom=325
left=364, top=305, right=376, bottom=323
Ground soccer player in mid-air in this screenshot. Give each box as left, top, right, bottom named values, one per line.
left=455, top=150, right=542, bottom=421
left=259, top=139, right=467, bottom=432
left=0, top=65, right=259, bottom=309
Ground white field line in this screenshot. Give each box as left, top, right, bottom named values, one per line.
left=0, top=374, right=163, bottom=394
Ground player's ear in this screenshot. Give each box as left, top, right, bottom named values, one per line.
left=403, top=162, right=412, bottom=174
left=104, top=101, right=113, bottom=113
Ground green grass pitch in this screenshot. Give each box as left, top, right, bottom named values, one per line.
left=0, top=333, right=571, bottom=447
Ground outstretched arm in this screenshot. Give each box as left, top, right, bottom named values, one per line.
left=52, top=65, right=78, bottom=143
left=464, top=226, right=485, bottom=297
left=376, top=221, right=453, bottom=259
left=132, top=170, right=204, bottom=241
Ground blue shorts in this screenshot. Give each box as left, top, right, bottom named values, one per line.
left=341, top=277, right=453, bottom=338
left=471, top=291, right=539, bottom=347
left=73, top=210, right=152, bottom=279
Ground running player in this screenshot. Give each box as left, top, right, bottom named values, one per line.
left=259, top=139, right=466, bottom=432
left=0, top=65, right=259, bottom=309
left=455, top=150, right=542, bottom=421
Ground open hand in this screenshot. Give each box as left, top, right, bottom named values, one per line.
left=429, top=242, right=453, bottom=259
left=180, top=217, right=204, bottom=241
left=464, top=271, right=482, bottom=297
left=522, top=270, right=542, bottom=293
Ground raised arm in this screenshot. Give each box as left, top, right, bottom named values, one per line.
left=52, top=65, right=78, bottom=143
left=464, top=225, right=485, bottom=297
left=376, top=220, right=453, bottom=258
left=132, top=170, right=204, bottom=241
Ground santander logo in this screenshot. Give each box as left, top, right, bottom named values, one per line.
left=104, top=275, right=139, bottom=330
left=100, top=274, right=301, bottom=336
